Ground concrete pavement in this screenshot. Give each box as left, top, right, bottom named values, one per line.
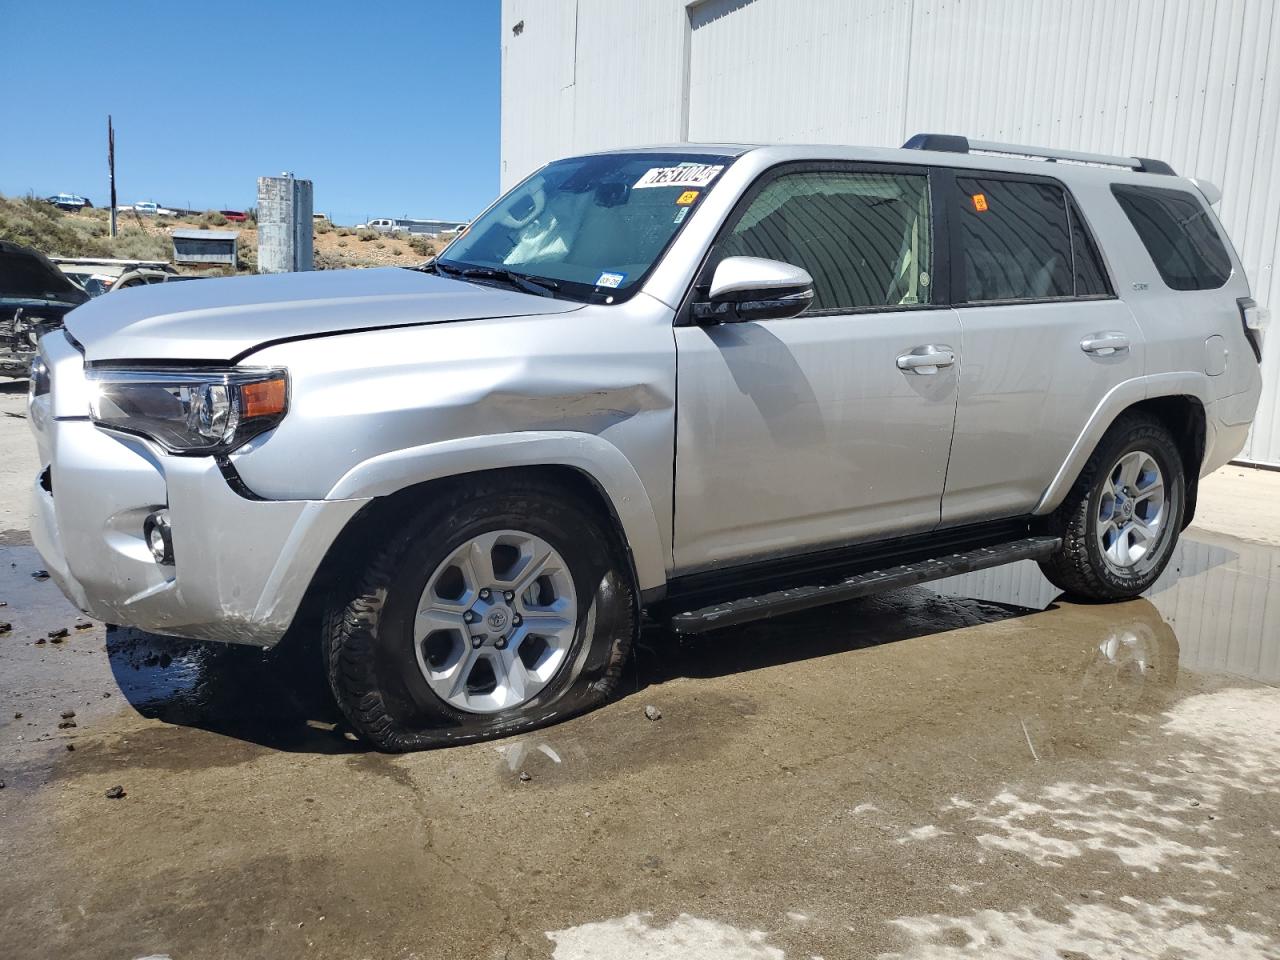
left=2, top=383, right=1279, bottom=959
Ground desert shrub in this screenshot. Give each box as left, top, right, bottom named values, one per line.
left=0, top=195, right=88, bottom=255
left=201, top=210, right=229, bottom=227
left=107, top=228, right=172, bottom=261
left=357, top=228, right=377, bottom=242
left=0, top=194, right=174, bottom=264
left=374, top=241, right=385, bottom=250
left=314, top=219, right=332, bottom=234
left=336, top=239, right=347, bottom=247
left=406, top=234, right=436, bottom=257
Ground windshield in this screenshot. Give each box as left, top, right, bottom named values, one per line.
left=437, top=151, right=735, bottom=301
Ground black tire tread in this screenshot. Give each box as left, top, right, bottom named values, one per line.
left=324, top=476, right=636, bottom=752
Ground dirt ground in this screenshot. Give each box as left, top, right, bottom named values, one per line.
left=1, top=382, right=1279, bottom=960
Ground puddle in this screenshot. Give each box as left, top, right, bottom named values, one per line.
left=929, top=532, right=1280, bottom=685
left=101, top=624, right=352, bottom=755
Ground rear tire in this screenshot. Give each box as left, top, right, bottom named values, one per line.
left=324, top=476, right=637, bottom=752
left=1040, top=413, right=1185, bottom=601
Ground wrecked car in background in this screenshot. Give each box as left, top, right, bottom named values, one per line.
left=53, top=258, right=179, bottom=298
left=0, top=240, right=88, bottom=378
left=43, top=193, right=92, bottom=212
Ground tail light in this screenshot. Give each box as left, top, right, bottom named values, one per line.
left=1238, top=297, right=1268, bottom=362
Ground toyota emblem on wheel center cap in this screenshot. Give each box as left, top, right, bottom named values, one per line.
left=487, top=609, right=509, bottom=631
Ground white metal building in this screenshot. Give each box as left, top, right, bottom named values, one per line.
left=500, top=0, right=1280, bottom=464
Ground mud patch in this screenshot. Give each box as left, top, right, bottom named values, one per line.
left=491, top=690, right=759, bottom=788
left=50, top=722, right=267, bottom=776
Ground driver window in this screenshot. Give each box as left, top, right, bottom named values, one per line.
left=719, top=169, right=933, bottom=312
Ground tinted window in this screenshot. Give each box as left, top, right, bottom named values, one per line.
left=1112, top=185, right=1231, bottom=290
left=1069, top=202, right=1111, bottom=296
left=956, top=177, right=1073, bottom=302
left=718, top=170, right=933, bottom=312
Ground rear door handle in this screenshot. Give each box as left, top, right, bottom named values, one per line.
left=897, top=345, right=956, bottom=375
left=1080, top=332, right=1131, bottom=356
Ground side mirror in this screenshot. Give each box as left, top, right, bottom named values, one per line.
left=692, top=256, right=814, bottom=324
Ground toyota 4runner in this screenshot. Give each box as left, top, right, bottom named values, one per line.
left=28, top=136, right=1266, bottom=750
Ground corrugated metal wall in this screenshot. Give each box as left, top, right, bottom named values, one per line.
left=502, top=0, right=1280, bottom=463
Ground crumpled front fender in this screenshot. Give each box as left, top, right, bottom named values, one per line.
left=325, top=430, right=669, bottom=593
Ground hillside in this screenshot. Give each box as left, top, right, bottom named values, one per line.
left=0, top=195, right=447, bottom=273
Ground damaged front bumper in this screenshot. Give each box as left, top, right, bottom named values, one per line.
left=28, top=332, right=369, bottom=646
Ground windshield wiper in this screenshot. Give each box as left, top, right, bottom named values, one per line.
left=428, top=261, right=561, bottom=298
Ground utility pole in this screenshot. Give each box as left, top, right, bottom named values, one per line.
left=107, top=115, right=117, bottom=239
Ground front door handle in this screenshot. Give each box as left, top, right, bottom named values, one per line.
left=897, top=345, right=956, bottom=375
left=1081, top=332, right=1131, bottom=356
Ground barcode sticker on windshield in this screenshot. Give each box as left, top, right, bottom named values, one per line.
left=633, top=164, right=725, bottom=190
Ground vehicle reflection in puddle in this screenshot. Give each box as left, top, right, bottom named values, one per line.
left=928, top=531, right=1280, bottom=685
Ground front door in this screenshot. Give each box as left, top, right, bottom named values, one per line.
left=673, top=163, right=962, bottom=574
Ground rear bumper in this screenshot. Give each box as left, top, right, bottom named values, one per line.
left=28, top=336, right=368, bottom=647
left=1203, top=389, right=1259, bottom=475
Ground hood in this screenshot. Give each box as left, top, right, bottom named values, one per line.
left=63, top=267, right=583, bottom=363
left=0, top=241, right=90, bottom=307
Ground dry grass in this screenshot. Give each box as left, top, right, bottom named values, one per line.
left=0, top=193, right=445, bottom=272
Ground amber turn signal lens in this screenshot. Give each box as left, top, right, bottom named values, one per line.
left=241, top=378, right=287, bottom=419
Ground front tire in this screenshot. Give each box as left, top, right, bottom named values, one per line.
left=325, top=476, right=637, bottom=752
left=1040, top=413, right=1185, bottom=601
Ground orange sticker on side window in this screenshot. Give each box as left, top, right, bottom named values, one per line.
left=972, top=193, right=989, bottom=212
left=675, top=190, right=700, bottom=206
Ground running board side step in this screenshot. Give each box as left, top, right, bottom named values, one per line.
left=667, top=536, right=1062, bottom=635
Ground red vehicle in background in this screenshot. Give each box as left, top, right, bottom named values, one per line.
left=219, top=210, right=247, bottom=223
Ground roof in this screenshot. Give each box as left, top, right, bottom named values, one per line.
left=171, top=230, right=239, bottom=241
left=583, top=141, right=1185, bottom=188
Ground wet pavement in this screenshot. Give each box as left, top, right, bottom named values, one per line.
left=1, top=529, right=1279, bottom=959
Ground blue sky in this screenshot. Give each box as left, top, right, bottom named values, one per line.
left=0, top=0, right=500, bottom=225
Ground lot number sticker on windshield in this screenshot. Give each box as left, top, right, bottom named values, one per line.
left=595, top=271, right=626, bottom=288
left=633, top=164, right=725, bottom=190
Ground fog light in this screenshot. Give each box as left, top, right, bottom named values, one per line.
left=143, top=511, right=174, bottom=565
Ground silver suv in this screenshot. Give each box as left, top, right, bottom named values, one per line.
left=28, top=136, right=1266, bottom=750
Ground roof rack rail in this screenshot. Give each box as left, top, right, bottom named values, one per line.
left=901, top=133, right=1175, bottom=176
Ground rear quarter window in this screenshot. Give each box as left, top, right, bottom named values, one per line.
left=1111, top=184, right=1231, bottom=290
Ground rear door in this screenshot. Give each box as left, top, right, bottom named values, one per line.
left=940, top=171, right=1144, bottom=524
left=673, top=162, right=963, bottom=573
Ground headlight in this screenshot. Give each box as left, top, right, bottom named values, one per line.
left=29, top=355, right=50, bottom=399
left=86, top=366, right=288, bottom=455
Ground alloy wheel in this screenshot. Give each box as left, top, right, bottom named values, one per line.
left=1095, top=450, right=1167, bottom=573
left=414, top=529, right=577, bottom=713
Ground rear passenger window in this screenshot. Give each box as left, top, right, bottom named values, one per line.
left=956, top=177, right=1073, bottom=302
left=1112, top=185, right=1231, bottom=290
left=1069, top=203, right=1111, bottom=297
left=718, top=169, right=933, bottom=312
